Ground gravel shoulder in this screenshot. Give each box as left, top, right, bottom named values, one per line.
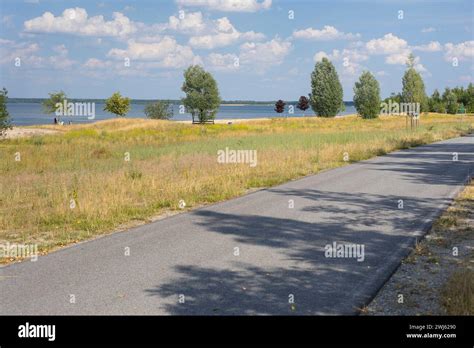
left=365, top=181, right=474, bottom=315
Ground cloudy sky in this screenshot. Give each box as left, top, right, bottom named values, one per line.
left=0, top=0, right=473, bottom=100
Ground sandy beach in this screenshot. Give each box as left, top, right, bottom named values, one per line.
left=176, top=117, right=273, bottom=124
left=3, top=127, right=59, bottom=139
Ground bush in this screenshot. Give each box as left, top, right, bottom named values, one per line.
left=144, top=101, right=173, bottom=120
left=353, top=71, right=381, bottom=119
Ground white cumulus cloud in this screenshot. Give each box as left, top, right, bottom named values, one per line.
left=444, top=41, right=474, bottom=62
left=175, top=0, right=272, bottom=12
left=239, top=37, right=291, bottom=72
left=167, top=11, right=207, bottom=34
left=24, top=7, right=137, bottom=38
left=313, top=48, right=368, bottom=76
left=293, top=25, right=360, bottom=41
left=366, top=33, right=408, bottom=55
left=413, top=41, right=442, bottom=52
left=188, top=16, right=264, bottom=49
left=206, top=53, right=239, bottom=71
left=107, top=37, right=201, bottom=68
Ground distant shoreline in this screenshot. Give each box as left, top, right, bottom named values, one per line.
left=6, top=98, right=355, bottom=106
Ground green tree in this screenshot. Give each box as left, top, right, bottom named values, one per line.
left=181, top=65, right=221, bottom=123
left=452, top=85, right=474, bottom=113
left=442, top=88, right=458, bottom=114
left=309, top=57, right=344, bottom=117
left=144, top=101, right=173, bottom=120
left=382, top=92, right=402, bottom=105
left=0, top=88, right=12, bottom=136
left=428, top=89, right=446, bottom=113
left=452, top=86, right=466, bottom=106
left=466, top=83, right=474, bottom=113
left=401, top=54, right=428, bottom=112
left=104, top=92, right=130, bottom=117
left=43, top=90, right=67, bottom=115
left=353, top=71, right=381, bottom=119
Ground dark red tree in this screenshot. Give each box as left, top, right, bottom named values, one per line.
left=297, top=96, right=310, bottom=116
left=274, top=99, right=286, bottom=115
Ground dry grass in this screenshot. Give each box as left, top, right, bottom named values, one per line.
left=441, top=268, right=474, bottom=315
left=0, top=114, right=472, bottom=262
left=437, top=182, right=474, bottom=315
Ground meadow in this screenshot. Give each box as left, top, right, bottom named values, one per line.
left=0, top=114, right=472, bottom=262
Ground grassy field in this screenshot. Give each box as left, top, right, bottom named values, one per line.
left=0, top=114, right=472, bottom=262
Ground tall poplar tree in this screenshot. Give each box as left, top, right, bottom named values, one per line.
left=309, top=58, right=344, bottom=117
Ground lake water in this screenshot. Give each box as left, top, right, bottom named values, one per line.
left=7, top=102, right=357, bottom=126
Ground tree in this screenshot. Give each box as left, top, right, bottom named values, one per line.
left=466, top=83, right=474, bottom=113
left=436, top=84, right=474, bottom=113
left=353, top=71, right=381, bottom=119
left=401, top=54, right=428, bottom=112
left=104, top=92, right=130, bottom=117
left=309, top=57, right=344, bottom=117
left=382, top=92, right=402, bottom=105
left=428, top=89, right=445, bottom=113
left=144, top=101, right=173, bottom=120
left=452, top=86, right=466, bottom=106
left=442, top=88, right=458, bottom=114
left=296, top=96, right=310, bottom=117
left=274, top=100, right=286, bottom=116
left=181, top=65, right=221, bottom=123
left=0, top=87, right=12, bottom=137
left=43, top=90, right=67, bottom=115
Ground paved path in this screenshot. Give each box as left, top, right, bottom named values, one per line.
left=1, top=134, right=473, bottom=315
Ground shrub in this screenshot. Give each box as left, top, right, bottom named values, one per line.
left=144, top=101, right=173, bottom=120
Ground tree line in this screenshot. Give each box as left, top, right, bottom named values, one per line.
left=278, top=53, right=473, bottom=119
left=1, top=54, right=473, bottom=131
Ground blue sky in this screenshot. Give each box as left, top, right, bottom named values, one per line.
left=0, top=0, right=473, bottom=100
